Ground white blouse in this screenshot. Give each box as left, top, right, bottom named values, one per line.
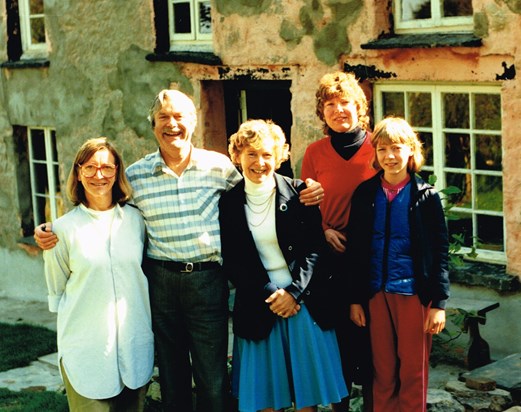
left=43, top=203, right=154, bottom=399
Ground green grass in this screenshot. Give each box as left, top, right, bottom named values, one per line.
left=0, top=322, right=66, bottom=411
left=0, top=388, right=68, bottom=411
left=0, top=322, right=57, bottom=372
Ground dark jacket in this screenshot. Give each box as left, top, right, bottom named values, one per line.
left=219, top=173, right=333, bottom=341
left=347, top=172, right=450, bottom=309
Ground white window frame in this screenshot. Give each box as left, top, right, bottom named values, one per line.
left=18, top=0, right=47, bottom=58
left=394, top=0, right=473, bottom=34
left=168, top=0, right=212, bottom=50
left=374, top=83, right=505, bottom=263
left=27, top=127, right=60, bottom=226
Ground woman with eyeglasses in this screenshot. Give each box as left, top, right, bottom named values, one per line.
left=43, top=137, right=154, bottom=411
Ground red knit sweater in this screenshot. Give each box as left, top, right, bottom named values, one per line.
left=301, top=134, right=377, bottom=234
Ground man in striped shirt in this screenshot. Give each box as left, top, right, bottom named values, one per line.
left=35, top=89, right=323, bottom=412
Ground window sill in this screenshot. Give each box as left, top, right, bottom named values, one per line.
left=450, top=261, right=520, bottom=293
left=146, top=51, right=222, bottom=65
left=1, top=59, right=50, bottom=69
left=17, top=236, right=42, bottom=257
left=361, top=33, right=482, bottom=50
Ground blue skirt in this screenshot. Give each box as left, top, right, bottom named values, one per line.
left=231, top=304, right=348, bottom=412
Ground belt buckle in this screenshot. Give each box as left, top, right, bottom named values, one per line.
left=181, top=262, right=194, bottom=273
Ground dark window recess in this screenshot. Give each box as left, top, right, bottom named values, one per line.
left=13, top=126, right=34, bottom=237
left=223, top=80, right=294, bottom=178
left=6, top=0, right=23, bottom=61
left=153, top=0, right=170, bottom=54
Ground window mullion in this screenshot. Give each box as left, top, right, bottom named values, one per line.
left=190, top=0, right=196, bottom=40
left=44, top=129, right=58, bottom=221
left=239, top=90, right=248, bottom=124
left=27, top=129, right=41, bottom=226
left=469, top=93, right=479, bottom=247
left=431, top=90, right=445, bottom=191
left=18, top=0, right=30, bottom=52
left=432, top=0, right=442, bottom=21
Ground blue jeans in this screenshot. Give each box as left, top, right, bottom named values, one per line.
left=144, top=259, right=230, bottom=412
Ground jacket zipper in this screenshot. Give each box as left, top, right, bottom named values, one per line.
left=382, top=200, right=391, bottom=290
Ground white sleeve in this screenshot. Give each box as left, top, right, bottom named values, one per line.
left=43, top=224, right=70, bottom=313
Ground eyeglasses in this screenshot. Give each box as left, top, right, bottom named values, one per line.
left=79, top=163, right=118, bottom=178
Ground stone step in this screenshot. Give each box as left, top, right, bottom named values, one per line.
left=445, top=380, right=513, bottom=411
left=461, top=352, right=521, bottom=394
left=37, top=352, right=59, bottom=369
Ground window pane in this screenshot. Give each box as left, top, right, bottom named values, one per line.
left=477, top=214, right=504, bottom=252
left=30, top=129, right=46, bottom=160
left=474, top=94, right=501, bottom=130
left=30, top=17, right=46, bottom=44
left=446, top=172, right=471, bottom=208
left=53, top=164, right=61, bottom=190
left=476, top=175, right=502, bottom=212
left=34, top=163, right=49, bottom=194
left=199, top=1, right=211, bottom=34
left=476, top=135, right=502, bottom=171
left=447, top=212, right=473, bottom=248
left=34, top=195, right=48, bottom=225
left=419, top=170, right=433, bottom=184
left=174, top=2, right=191, bottom=34
left=51, top=130, right=58, bottom=161
left=444, top=93, right=469, bottom=128
left=445, top=133, right=470, bottom=168
left=418, top=131, right=433, bottom=166
left=408, top=92, right=431, bottom=127
left=401, top=0, right=431, bottom=20
left=443, top=0, right=472, bottom=17
left=30, top=0, right=44, bottom=14
left=382, top=92, right=405, bottom=117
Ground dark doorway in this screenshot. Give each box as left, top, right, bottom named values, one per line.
left=223, top=80, right=293, bottom=177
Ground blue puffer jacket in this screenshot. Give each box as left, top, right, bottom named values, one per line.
left=346, top=172, right=450, bottom=309
left=369, top=185, right=415, bottom=296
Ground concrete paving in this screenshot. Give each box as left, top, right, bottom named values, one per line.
left=0, top=297, right=62, bottom=392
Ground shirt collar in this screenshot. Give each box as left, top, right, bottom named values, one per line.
left=148, top=145, right=199, bottom=176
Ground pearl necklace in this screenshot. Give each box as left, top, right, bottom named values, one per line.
left=246, top=189, right=275, bottom=227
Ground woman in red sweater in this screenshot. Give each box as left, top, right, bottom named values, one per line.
left=301, top=71, right=376, bottom=412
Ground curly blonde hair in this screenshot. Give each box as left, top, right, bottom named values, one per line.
left=228, top=119, right=289, bottom=170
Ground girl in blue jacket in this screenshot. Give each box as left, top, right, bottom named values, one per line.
left=347, top=117, right=450, bottom=412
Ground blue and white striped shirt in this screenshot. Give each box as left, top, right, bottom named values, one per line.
left=126, top=147, right=242, bottom=263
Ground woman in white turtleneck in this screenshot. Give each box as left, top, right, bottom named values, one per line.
left=219, top=120, right=347, bottom=412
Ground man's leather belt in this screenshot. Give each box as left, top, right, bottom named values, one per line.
left=149, top=259, right=220, bottom=273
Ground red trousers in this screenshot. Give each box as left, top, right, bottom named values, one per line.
left=369, top=291, right=432, bottom=412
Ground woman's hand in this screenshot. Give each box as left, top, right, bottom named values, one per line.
left=324, top=228, right=347, bottom=253
left=350, top=304, right=367, bottom=327
left=299, top=178, right=324, bottom=206
left=34, top=223, right=58, bottom=250
left=424, top=308, right=446, bottom=334
left=265, top=289, right=300, bottom=318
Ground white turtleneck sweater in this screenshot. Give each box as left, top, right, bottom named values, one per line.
left=244, top=175, right=292, bottom=288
